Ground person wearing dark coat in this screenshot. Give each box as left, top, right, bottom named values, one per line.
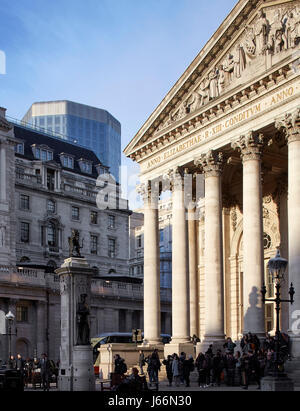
left=147, top=352, right=161, bottom=386
left=40, top=353, right=52, bottom=391
left=212, top=350, right=224, bottom=386
left=195, top=353, right=206, bottom=387
left=162, top=356, right=173, bottom=386
left=182, top=355, right=194, bottom=387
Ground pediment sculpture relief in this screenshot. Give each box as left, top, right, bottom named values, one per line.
left=155, top=4, right=300, bottom=134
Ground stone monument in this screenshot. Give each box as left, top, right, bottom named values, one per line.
left=56, top=232, right=96, bottom=391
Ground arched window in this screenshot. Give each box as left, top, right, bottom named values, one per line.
left=20, top=256, right=31, bottom=263
left=109, top=269, right=116, bottom=275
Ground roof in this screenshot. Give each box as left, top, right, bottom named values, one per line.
left=14, top=124, right=108, bottom=179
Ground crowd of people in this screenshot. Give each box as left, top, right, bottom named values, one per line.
left=0, top=353, right=59, bottom=391
left=112, top=332, right=289, bottom=391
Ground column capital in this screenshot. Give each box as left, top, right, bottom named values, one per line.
left=231, top=131, right=264, bottom=162
left=163, top=167, right=185, bottom=191
left=194, top=150, right=224, bottom=177
left=275, top=108, right=300, bottom=143
left=137, top=180, right=160, bottom=203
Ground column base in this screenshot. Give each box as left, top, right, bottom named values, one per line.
left=196, top=336, right=225, bottom=356
left=58, top=346, right=95, bottom=392
left=164, top=342, right=194, bottom=358
left=261, top=373, right=294, bottom=391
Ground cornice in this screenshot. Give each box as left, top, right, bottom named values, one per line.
left=125, top=0, right=264, bottom=156
left=125, top=0, right=299, bottom=160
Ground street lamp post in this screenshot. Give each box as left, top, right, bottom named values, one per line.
left=261, top=249, right=295, bottom=391
left=5, top=311, right=15, bottom=362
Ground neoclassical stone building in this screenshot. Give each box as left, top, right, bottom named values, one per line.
left=0, top=115, right=172, bottom=362
left=125, top=0, right=300, bottom=358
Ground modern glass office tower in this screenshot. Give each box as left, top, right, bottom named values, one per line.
left=22, top=100, right=121, bottom=181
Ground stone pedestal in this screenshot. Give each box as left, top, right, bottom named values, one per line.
left=56, top=257, right=96, bottom=391
left=261, top=373, right=294, bottom=391
left=164, top=342, right=194, bottom=358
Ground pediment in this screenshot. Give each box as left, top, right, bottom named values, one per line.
left=125, top=0, right=300, bottom=158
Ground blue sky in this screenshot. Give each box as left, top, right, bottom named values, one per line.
left=0, top=0, right=237, bottom=171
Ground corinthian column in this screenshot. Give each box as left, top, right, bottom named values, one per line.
left=276, top=109, right=300, bottom=358
left=232, top=132, right=265, bottom=337
left=188, top=204, right=198, bottom=339
left=163, top=168, right=193, bottom=357
left=169, top=168, right=190, bottom=344
left=195, top=151, right=225, bottom=348
left=137, top=181, right=161, bottom=345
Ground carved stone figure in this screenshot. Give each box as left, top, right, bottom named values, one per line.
left=233, top=45, right=246, bottom=78
left=76, top=294, right=90, bottom=346
left=223, top=53, right=234, bottom=84
left=68, top=229, right=83, bottom=258
left=286, top=10, right=299, bottom=49
left=173, top=101, right=188, bottom=121
left=217, top=65, right=226, bottom=95
left=209, top=68, right=219, bottom=99
left=254, top=10, right=270, bottom=55
left=198, top=76, right=210, bottom=106
left=188, top=91, right=202, bottom=113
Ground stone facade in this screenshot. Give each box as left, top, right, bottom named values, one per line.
left=0, top=117, right=171, bottom=363
left=124, top=0, right=300, bottom=357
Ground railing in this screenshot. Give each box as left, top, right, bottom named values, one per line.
left=16, top=171, right=42, bottom=185
left=0, top=266, right=171, bottom=303
left=64, top=184, right=97, bottom=199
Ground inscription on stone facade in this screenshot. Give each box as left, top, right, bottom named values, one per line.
left=145, top=82, right=299, bottom=170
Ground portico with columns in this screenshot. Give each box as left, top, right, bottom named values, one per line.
left=125, top=0, right=300, bottom=358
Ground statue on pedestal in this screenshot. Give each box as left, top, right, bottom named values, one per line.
left=68, top=229, right=83, bottom=258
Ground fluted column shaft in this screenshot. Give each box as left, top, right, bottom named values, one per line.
left=141, top=182, right=161, bottom=345
left=171, top=174, right=190, bottom=343
left=195, top=151, right=225, bottom=342
left=188, top=206, right=198, bottom=338
left=233, top=133, right=265, bottom=337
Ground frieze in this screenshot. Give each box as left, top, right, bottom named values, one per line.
left=155, top=3, right=300, bottom=134
left=142, top=79, right=299, bottom=172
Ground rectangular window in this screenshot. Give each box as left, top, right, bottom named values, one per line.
left=16, top=306, right=28, bottom=323
left=47, top=199, right=56, bottom=213
left=90, top=211, right=98, bottom=225
left=137, top=235, right=142, bottom=248
left=15, top=144, right=24, bottom=155
left=90, top=235, right=98, bottom=255
left=20, top=222, right=30, bottom=243
left=72, top=206, right=80, bottom=221
left=108, top=239, right=116, bottom=258
left=160, top=229, right=164, bottom=243
left=41, top=150, right=47, bottom=161
left=47, top=169, right=55, bottom=191
left=35, top=148, right=41, bottom=159
left=20, top=194, right=30, bottom=210
left=108, top=215, right=115, bottom=229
